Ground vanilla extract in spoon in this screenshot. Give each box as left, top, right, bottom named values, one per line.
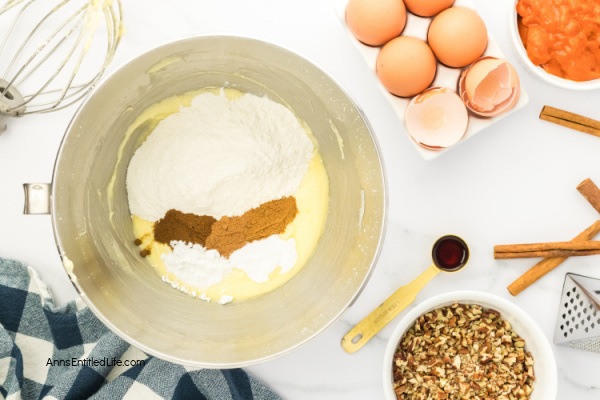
left=432, top=235, right=469, bottom=271
left=341, top=235, right=469, bottom=353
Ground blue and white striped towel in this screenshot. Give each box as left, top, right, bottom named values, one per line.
left=0, top=257, right=282, bottom=400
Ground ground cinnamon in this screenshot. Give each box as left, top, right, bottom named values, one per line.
left=151, top=197, right=298, bottom=258
left=154, top=209, right=216, bottom=246
left=205, top=196, right=298, bottom=257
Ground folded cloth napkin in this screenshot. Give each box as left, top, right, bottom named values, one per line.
left=0, top=257, right=282, bottom=400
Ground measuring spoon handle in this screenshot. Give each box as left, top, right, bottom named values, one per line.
left=341, top=264, right=439, bottom=353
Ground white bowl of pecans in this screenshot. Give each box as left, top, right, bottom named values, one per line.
left=383, top=291, right=557, bottom=399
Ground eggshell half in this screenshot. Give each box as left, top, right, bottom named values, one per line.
left=459, top=57, right=521, bottom=117
left=405, top=87, right=469, bottom=150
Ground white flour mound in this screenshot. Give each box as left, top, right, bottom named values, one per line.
left=126, top=90, right=314, bottom=221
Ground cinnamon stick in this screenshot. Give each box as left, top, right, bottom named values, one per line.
left=540, top=106, right=600, bottom=138
left=577, top=178, right=600, bottom=214
left=507, top=220, right=600, bottom=296
left=495, top=240, right=600, bottom=259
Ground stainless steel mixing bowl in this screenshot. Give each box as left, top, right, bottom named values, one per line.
left=52, top=35, right=386, bottom=367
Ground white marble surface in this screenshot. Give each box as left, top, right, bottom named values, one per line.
left=1, top=0, right=599, bottom=398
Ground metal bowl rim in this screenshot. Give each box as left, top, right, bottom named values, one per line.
left=50, top=33, right=389, bottom=367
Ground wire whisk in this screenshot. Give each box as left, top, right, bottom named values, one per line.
left=0, top=0, right=123, bottom=131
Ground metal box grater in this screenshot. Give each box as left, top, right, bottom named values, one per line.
left=554, top=273, right=600, bottom=352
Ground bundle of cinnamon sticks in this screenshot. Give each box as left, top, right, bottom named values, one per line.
left=498, top=178, right=600, bottom=296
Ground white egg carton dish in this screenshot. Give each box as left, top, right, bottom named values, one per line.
left=332, top=0, right=529, bottom=160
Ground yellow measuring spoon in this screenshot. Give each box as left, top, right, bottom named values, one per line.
left=341, top=235, right=469, bottom=353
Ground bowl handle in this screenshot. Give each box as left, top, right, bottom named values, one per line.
left=23, top=183, right=51, bottom=214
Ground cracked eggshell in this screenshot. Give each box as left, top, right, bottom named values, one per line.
left=405, top=87, right=469, bottom=150
left=459, top=57, right=521, bottom=117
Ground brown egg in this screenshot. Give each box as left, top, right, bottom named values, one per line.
left=427, top=6, right=488, bottom=68
left=403, top=0, right=454, bottom=17
left=346, top=0, right=407, bottom=46
left=376, top=36, right=437, bottom=97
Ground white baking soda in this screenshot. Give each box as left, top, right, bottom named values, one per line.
left=163, top=235, right=297, bottom=289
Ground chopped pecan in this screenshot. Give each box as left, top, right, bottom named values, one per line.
left=391, top=304, right=535, bottom=399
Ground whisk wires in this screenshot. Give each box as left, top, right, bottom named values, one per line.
left=0, top=0, right=122, bottom=119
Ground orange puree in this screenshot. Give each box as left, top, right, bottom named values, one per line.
left=516, top=0, right=600, bottom=82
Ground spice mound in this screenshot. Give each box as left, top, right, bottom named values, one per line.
left=154, top=196, right=298, bottom=257
left=392, top=303, right=535, bottom=399
left=516, top=0, right=600, bottom=82
left=126, top=88, right=329, bottom=304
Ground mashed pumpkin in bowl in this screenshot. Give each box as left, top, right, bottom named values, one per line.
left=516, top=0, right=600, bottom=82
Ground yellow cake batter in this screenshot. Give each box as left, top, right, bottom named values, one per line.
left=127, top=88, right=329, bottom=302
